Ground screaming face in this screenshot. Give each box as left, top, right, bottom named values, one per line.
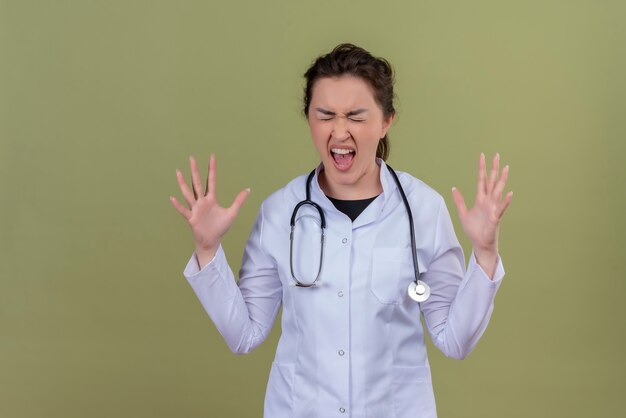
left=307, top=75, right=394, bottom=199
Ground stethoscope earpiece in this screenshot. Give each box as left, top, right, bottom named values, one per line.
left=408, top=280, right=431, bottom=303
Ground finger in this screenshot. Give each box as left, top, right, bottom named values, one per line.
left=176, top=169, right=195, bottom=208
left=496, top=191, right=513, bottom=219
left=477, top=152, right=487, bottom=196
left=487, top=153, right=499, bottom=194
left=451, top=187, right=468, bottom=219
left=207, top=153, right=217, bottom=197
left=189, top=156, right=204, bottom=200
left=169, top=196, right=192, bottom=220
left=492, top=165, right=509, bottom=200
left=227, top=188, right=251, bottom=218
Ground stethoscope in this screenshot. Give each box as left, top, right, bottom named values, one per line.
left=289, top=165, right=431, bottom=303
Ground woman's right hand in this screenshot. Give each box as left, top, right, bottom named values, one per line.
left=170, top=154, right=251, bottom=257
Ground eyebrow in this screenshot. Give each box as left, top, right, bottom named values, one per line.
left=315, top=107, right=369, bottom=117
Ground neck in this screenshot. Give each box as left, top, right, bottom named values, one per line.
left=318, top=163, right=383, bottom=200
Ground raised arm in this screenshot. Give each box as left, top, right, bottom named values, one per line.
left=421, top=153, right=512, bottom=359
left=171, top=155, right=282, bottom=354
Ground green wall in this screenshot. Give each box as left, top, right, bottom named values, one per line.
left=1, top=1, right=624, bottom=416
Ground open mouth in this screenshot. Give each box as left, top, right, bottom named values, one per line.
left=330, top=148, right=356, bottom=171
left=330, top=148, right=355, bottom=171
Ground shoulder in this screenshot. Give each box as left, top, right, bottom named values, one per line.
left=256, top=172, right=310, bottom=224
left=391, top=168, right=445, bottom=211
left=262, top=173, right=308, bottom=208
left=387, top=167, right=457, bottom=246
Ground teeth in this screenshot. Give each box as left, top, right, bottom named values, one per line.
left=331, top=148, right=355, bottom=154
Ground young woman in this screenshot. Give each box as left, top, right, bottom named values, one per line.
left=170, top=43, right=512, bottom=418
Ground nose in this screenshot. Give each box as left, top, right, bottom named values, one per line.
left=331, top=116, right=350, bottom=140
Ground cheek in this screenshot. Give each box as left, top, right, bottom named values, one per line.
left=356, top=125, right=380, bottom=144
left=309, top=123, right=329, bottom=143
left=309, top=125, right=326, bottom=152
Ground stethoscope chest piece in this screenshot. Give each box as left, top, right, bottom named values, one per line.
left=408, top=280, right=430, bottom=303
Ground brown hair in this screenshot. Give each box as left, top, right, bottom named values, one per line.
left=303, top=43, right=396, bottom=161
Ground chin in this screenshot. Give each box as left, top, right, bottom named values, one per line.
left=325, top=164, right=360, bottom=184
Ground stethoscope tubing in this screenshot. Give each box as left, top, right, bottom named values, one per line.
left=386, top=165, right=422, bottom=284
left=289, top=165, right=429, bottom=301
left=289, top=171, right=326, bottom=287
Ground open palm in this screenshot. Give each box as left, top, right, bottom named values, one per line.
left=451, top=153, right=512, bottom=257
left=170, top=154, right=250, bottom=252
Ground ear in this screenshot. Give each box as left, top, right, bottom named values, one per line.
left=381, top=112, right=395, bottom=137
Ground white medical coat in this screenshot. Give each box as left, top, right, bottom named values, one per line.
left=183, top=159, right=505, bottom=418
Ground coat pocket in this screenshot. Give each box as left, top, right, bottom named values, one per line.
left=370, top=247, right=416, bottom=305
left=264, top=362, right=295, bottom=417
left=391, top=366, right=437, bottom=418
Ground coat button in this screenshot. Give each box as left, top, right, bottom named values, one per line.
left=338, top=349, right=345, bottom=356
left=339, top=407, right=346, bottom=413
left=342, top=237, right=348, bottom=244
left=338, top=291, right=344, bottom=297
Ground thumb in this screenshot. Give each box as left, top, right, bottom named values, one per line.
left=451, top=187, right=468, bottom=219
left=228, top=188, right=251, bottom=218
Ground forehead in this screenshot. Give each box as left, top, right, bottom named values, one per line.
left=310, top=75, right=379, bottom=110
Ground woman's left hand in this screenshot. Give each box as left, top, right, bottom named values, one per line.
left=451, top=153, right=512, bottom=278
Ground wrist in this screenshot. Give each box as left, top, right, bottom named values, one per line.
left=195, top=239, right=220, bottom=254
left=473, top=247, right=498, bottom=259
left=472, top=247, right=499, bottom=280
left=194, top=244, right=220, bottom=270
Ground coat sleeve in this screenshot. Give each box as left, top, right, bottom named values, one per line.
left=420, top=196, right=505, bottom=360
left=182, top=202, right=283, bottom=354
